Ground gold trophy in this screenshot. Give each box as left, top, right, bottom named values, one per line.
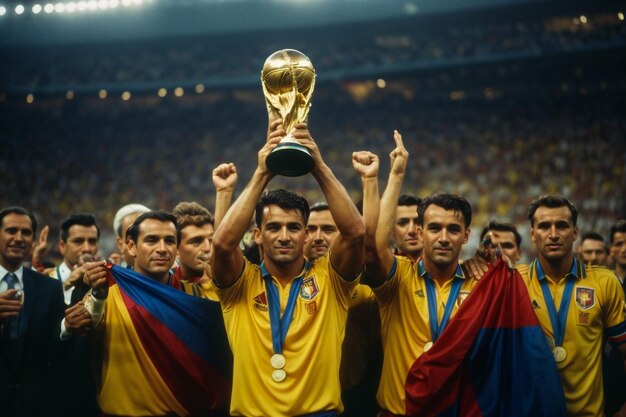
left=261, top=49, right=316, bottom=177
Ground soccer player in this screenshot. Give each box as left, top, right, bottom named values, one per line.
left=304, top=202, right=339, bottom=261
left=362, top=131, right=480, bottom=416
left=578, top=231, right=609, bottom=266
left=211, top=120, right=364, bottom=416
left=479, top=219, right=522, bottom=264
left=393, top=194, right=422, bottom=262
left=610, top=220, right=626, bottom=285
left=468, top=196, right=626, bottom=416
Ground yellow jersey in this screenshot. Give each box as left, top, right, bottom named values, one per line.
left=217, top=254, right=358, bottom=417
left=373, top=256, right=478, bottom=414
left=518, top=258, right=626, bottom=417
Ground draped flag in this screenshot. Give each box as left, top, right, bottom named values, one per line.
left=404, top=261, right=567, bottom=417
left=98, top=264, right=232, bottom=416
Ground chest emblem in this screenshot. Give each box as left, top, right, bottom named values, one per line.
left=300, top=276, right=320, bottom=301
left=575, top=287, right=595, bottom=310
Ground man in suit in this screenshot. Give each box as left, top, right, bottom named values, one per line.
left=0, top=206, right=66, bottom=417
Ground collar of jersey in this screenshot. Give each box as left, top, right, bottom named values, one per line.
left=533, top=256, right=585, bottom=281
left=417, top=258, right=465, bottom=281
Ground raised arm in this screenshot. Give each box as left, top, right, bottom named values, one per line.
left=371, top=131, right=409, bottom=285
left=211, top=121, right=282, bottom=287
left=292, top=123, right=365, bottom=280
left=212, top=162, right=238, bottom=229
left=352, top=151, right=385, bottom=283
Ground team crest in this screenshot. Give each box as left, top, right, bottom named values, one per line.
left=575, top=287, right=595, bottom=310
left=253, top=291, right=268, bottom=312
left=300, top=276, right=320, bottom=301
left=305, top=301, right=318, bottom=315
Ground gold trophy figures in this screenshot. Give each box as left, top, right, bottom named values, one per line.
left=261, top=49, right=316, bottom=177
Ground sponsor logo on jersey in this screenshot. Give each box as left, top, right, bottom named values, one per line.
left=253, top=291, right=268, bottom=311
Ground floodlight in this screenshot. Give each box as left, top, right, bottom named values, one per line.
left=44, top=3, right=54, bottom=13
left=32, top=4, right=43, bottom=13
left=109, top=0, right=119, bottom=8
left=66, top=2, right=76, bottom=12
left=88, top=0, right=98, bottom=10
left=0, top=6, right=5, bottom=16
left=15, top=4, right=25, bottom=14
left=98, top=0, right=108, bottom=9
left=77, top=1, right=87, bottom=11
left=54, top=2, right=65, bottom=12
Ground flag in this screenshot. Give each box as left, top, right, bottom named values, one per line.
left=98, top=264, right=232, bottom=416
left=404, top=261, right=567, bottom=417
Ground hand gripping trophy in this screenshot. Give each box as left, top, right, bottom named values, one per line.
left=261, top=49, right=316, bottom=177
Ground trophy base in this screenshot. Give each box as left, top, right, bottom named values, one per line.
left=266, top=142, right=314, bottom=177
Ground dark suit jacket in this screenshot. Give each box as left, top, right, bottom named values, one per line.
left=0, top=268, right=66, bottom=417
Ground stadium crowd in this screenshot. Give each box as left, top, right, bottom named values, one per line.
left=2, top=8, right=625, bottom=91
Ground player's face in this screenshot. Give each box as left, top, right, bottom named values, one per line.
left=117, top=212, right=143, bottom=266
left=128, top=219, right=177, bottom=281
left=611, top=232, right=626, bottom=269
left=304, top=210, right=338, bottom=261
left=178, top=223, right=214, bottom=277
left=580, top=239, right=607, bottom=266
left=484, top=230, right=521, bottom=264
left=531, top=206, right=578, bottom=262
left=256, top=205, right=306, bottom=267
left=59, top=225, right=99, bottom=268
left=0, top=213, right=34, bottom=269
left=418, top=205, right=469, bottom=268
left=394, top=205, right=422, bottom=257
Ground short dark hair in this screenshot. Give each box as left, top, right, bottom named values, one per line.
left=60, top=213, right=100, bottom=242
left=0, top=206, right=37, bottom=235
left=255, top=189, right=310, bottom=228
left=528, top=195, right=578, bottom=227
left=309, top=202, right=329, bottom=212
left=172, top=202, right=214, bottom=229
left=581, top=231, right=604, bottom=243
left=609, top=220, right=626, bottom=244
left=126, top=210, right=180, bottom=245
left=480, top=220, right=522, bottom=248
left=418, top=193, right=472, bottom=228
left=398, top=194, right=422, bottom=207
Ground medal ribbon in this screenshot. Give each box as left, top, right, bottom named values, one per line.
left=422, top=260, right=464, bottom=342
left=536, top=260, right=576, bottom=347
left=261, top=261, right=309, bottom=355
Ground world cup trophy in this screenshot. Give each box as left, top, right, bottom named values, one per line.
left=261, top=49, right=316, bottom=177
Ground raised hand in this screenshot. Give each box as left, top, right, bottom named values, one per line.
left=31, top=225, right=49, bottom=265
left=352, top=151, right=379, bottom=179
left=259, top=119, right=284, bottom=176
left=212, top=163, right=238, bottom=192
left=390, top=130, right=409, bottom=176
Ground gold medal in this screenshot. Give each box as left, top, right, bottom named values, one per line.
left=272, top=369, right=287, bottom=382
left=423, top=342, right=433, bottom=352
left=552, top=346, right=567, bottom=363
left=270, top=353, right=286, bottom=369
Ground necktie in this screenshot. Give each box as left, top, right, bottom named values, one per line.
left=4, top=273, right=20, bottom=340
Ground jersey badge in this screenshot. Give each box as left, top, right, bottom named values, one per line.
left=300, top=276, right=319, bottom=301
left=575, top=287, right=595, bottom=310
